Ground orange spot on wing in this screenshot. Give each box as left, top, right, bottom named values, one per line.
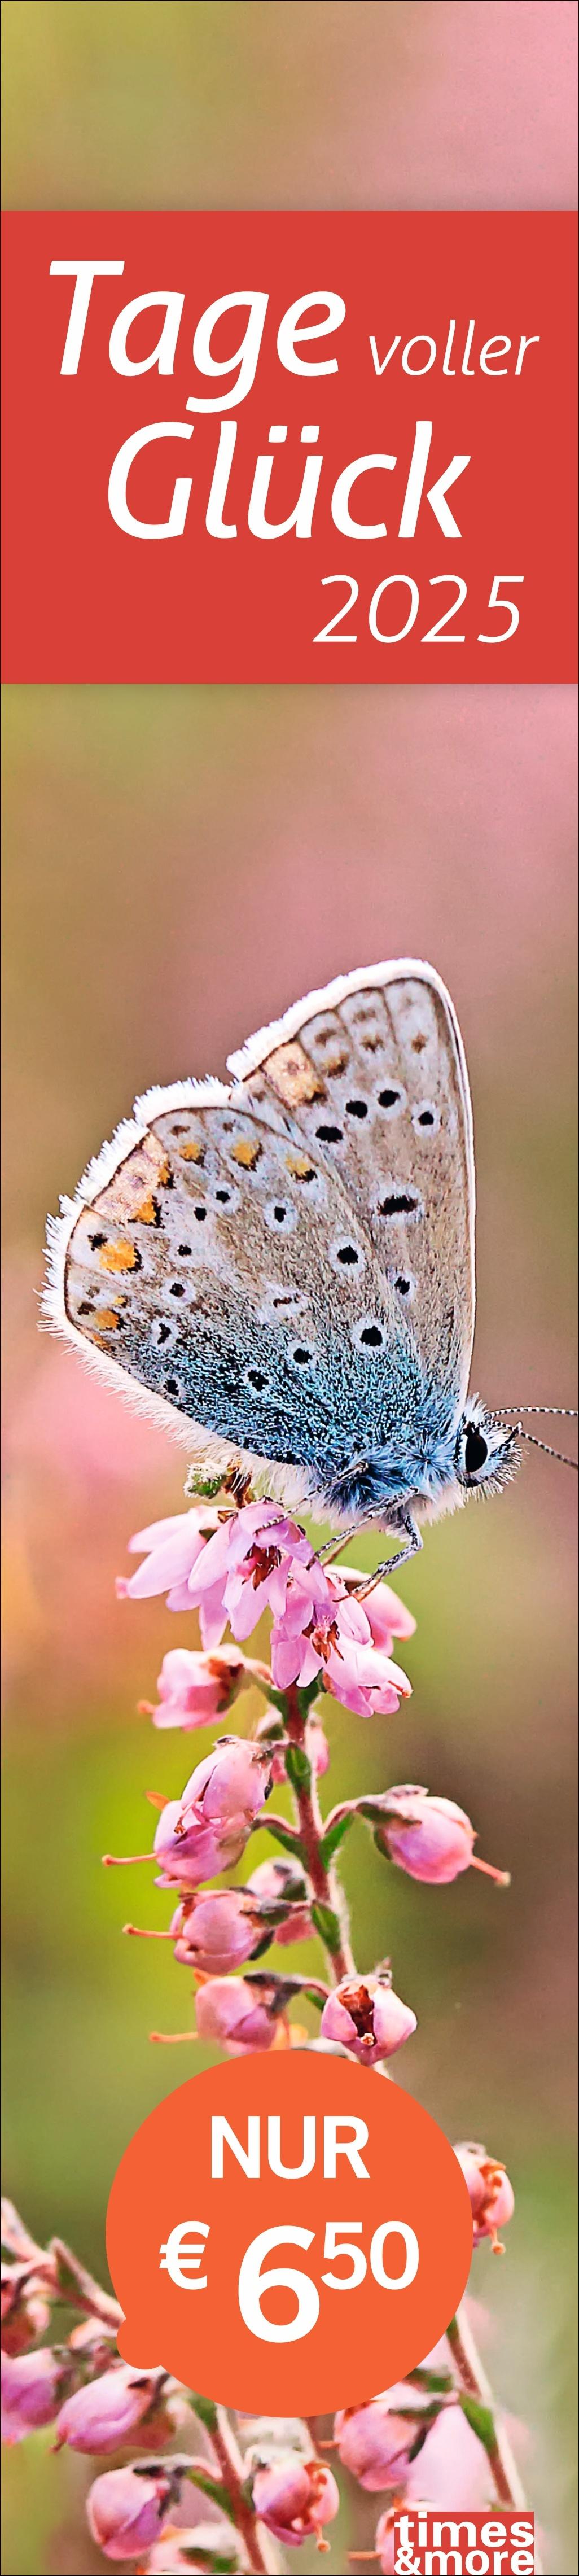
left=231, top=1138, right=262, bottom=1170
left=99, top=1240, right=137, bottom=1272
left=287, top=1153, right=317, bottom=1180
left=96, top=1307, right=121, bottom=1331
left=179, top=1141, right=205, bottom=1164
left=134, top=1193, right=158, bottom=1224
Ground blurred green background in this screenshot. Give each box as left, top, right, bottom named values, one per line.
left=2, top=5, right=577, bottom=2574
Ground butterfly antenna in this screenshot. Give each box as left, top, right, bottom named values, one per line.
left=490, top=1405, right=578, bottom=1420
left=489, top=1404, right=578, bottom=1469
left=516, top=1430, right=578, bottom=1469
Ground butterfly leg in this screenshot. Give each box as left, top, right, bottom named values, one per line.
left=318, top=1526, right=360, bottom=1564
left=356, top=1514, right=423, bottom=1595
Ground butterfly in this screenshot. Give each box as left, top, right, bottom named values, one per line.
left=43, top=960, right=577, bottom=1579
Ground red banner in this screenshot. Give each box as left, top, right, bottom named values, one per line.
left=2, top=211, right=577, bottom=680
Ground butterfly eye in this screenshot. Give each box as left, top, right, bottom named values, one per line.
left=464, top=1425, right=489, bottom=1476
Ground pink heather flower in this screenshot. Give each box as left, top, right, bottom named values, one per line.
left=55, top=2363, right=177, bottom=2456
left=143, top=1645, right=249, bottom=1730
left=153, top=1738, right=272, bottom=1888
left=455, top=2142, right=515, bottom=2251
left=405, top=2399, right=492, bottom=2508
left=87, top=2461, right=181, bottom=2561
left=188, top=1501, right=319, bottom=1649
left=195, top=1976, right=283, bottom=2054
left=271, top=1576, right=412, bottom=1716
left=251, top=2454, right=340, bottom=2547
left=335, top=2387, right=431, bottom=2492
left=1, top=2346, right=67, bottom=2443
left=374, top=2507, right=398, bottom=2574
left=185, top=1739, right=271, bottom=1825
left=340, top=1568, right=416, bottom=1655
left=117, top=1507, right=220, bottom=1611
left=170, top=1889, right=265, bottom=1974
left=153, top=1799, right=243, bottom=1889
left=246, top=1855, right=314, bottom=1947
left=374, top=1787, right=508, bottom=1887
left=321, top=1974, right=416, bottom=2066
left=1, top=2263, right=50, bottom=2357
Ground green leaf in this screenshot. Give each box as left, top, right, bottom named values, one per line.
left=266, top=1820, right=305, bottom=1861
left=458, top=2394, right=497, bottom=2455
left=297, top=1678, right=325, bottom=1715
left=182, top=2556, right=239, bottom=2574
left=284, top=1741, right=312, bottom=1793
left=185, top=2390, right=218, bottom=2432
left=186, top=2468, right=237, bottom=2523
left=408, top=2367, right=453, bottom=2394
left=311, top=1900, right=343, bottom=1954
left=319, top=1812, right=354, bottom=1864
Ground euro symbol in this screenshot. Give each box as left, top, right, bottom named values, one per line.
left=159, top=2220, right=209, bottom=2289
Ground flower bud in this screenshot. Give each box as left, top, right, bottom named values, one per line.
left=195, top=1975, right=284, bottom=2054
left=251, top=2453, right=340, bottom=2547
left=454, top=2141, right=515, bottom=2251
left=373, top=1787, right=508, bottom=1887
left=153, top=1799, right=243, bottom=1888
left=335, top=2389, right=429, bottom=2491
left=321, top=1974, right=416, bottom=2066
left=171, top=1890, right=265, bottom=1974
left=1, top=2263, right=50, bottom=2358
left=1, top=2346, right=69, bottom=2443
left=341, top=1570, right=416, bottom=1655
left=144, top=1644, right=249, bottom=1730
left=187, top=1739, right=271, bottom=1825
left=153, top=1738, right=273, bottom=1888
left=55, top=2362, right=177, bottom=2455
left=86, top=2460, right=187, bottom=2561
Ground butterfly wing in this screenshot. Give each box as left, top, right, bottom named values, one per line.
left=229, top=959, right=476, bottom=1412
left=45, top=961, right=475, bottom=1520
left=45, top=1075, right=409, bottom=1511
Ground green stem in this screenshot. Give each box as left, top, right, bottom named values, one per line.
left=283, top=1686, right=355, bottom=1983
left=209, top=2406, right=272, bottom=2574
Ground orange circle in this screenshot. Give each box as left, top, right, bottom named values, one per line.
left=106, top=2053, right=472, bottom=2413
